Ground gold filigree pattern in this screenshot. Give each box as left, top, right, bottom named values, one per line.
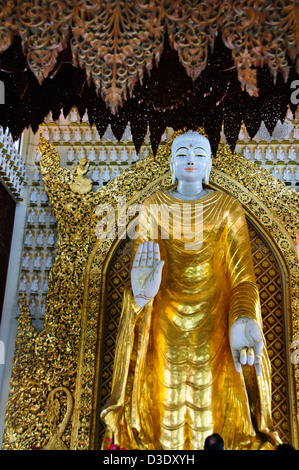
left=0, top=1, right=298, bottom=110
left=44, top=387, right=73, bottom=450
left=249, top=226, right=290, bottom=442
left=2, top=131, right=299, bottom=450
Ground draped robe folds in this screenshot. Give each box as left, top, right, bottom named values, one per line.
left=100, top=190, right=281, bottom=450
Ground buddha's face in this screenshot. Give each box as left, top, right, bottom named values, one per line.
left=173, top=140, right=210, bottom=183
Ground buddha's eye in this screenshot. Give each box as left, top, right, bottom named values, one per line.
left=176, top=153, right=187, bottom=158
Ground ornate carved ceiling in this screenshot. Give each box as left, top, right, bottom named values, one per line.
left=0, top=0, right=298, bottom=155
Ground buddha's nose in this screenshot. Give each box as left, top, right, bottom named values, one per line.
left=187, top=150, right=196, bottom=164
left=186, top=156, right=195, bottom=165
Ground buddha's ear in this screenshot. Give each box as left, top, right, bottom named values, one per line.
left=204, top=157, right=212, bottom=184
left=170, top=159, right=176, bottom=184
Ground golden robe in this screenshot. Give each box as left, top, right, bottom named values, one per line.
left=101, top=190, right=281, bottom=450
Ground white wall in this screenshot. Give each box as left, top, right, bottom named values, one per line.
left=0, top=203, right=26, bottom=445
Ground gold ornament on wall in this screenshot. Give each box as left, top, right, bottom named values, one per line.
left=44, top=387, right=73, bottom=450
left=69, top=158, right=93, bottom=195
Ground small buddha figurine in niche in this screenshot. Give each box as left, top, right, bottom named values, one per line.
left=101, top=131, right=281, bottom=450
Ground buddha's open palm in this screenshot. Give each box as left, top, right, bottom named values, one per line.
left=131, top=241, right=164, bottom=308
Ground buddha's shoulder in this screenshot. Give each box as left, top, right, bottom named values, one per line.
left=141, top=190, right=170, bottom=205
left=211, top=191, right=247, bottom=220
left=213, top=190, right=244, bottom=208
left=213, top=190, right=240, bottom=204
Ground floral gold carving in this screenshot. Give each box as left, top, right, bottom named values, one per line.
left=0, top=1, right=298, bottom=111
left=2, top=132, right=299, bottom=449
left=44, top=387, right=73, bottom=450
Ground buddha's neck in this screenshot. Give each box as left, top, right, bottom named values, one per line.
left=176, top=180, right=204, bottom=198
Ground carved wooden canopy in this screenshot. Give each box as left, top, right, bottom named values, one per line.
left=0, top=0, right=298, bottom=154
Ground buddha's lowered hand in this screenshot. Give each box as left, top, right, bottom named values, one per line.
left=230, top=317, right=264, bottom=376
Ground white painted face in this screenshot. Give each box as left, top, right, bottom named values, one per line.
left=173, top=141, right=210, bottom=183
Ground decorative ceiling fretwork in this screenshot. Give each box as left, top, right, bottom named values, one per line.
left=0, top=0, right=298, bottom=155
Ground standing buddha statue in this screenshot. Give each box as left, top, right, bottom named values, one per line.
left=101, top=131, right=281, bottom=450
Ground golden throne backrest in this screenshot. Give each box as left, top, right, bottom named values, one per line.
left=96, top=219, right=290, bottom=449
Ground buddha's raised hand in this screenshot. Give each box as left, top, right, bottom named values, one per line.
left=131, top=241, right=164, bottom=308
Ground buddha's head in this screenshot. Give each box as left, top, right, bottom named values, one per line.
left=170, top=131, right=212, bottom=185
